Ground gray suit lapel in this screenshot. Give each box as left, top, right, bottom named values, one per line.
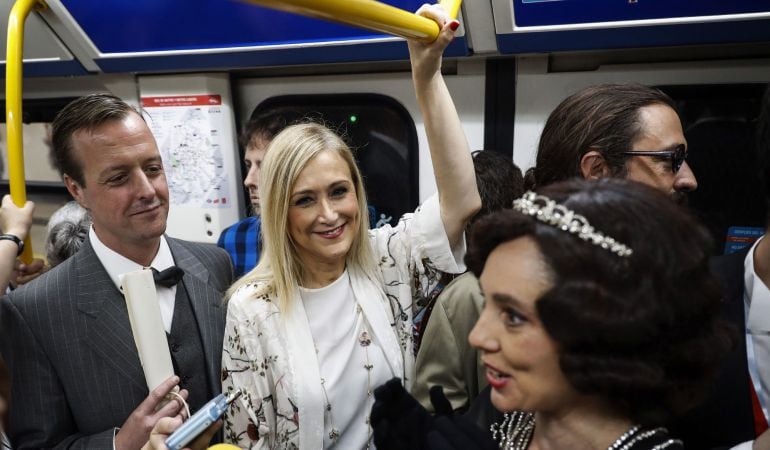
left=167, top=238, right=225, bottom=394
left=75, top=240, right=146, bottom=391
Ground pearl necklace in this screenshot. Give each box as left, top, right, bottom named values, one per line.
left=491, top=413, right=682, bottom=450
left=319, top=302, right=374, bottom=448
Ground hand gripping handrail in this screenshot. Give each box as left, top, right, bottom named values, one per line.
left=6, top=0, right=45, bottom=264
left=242, top=0, right=462, bottom=42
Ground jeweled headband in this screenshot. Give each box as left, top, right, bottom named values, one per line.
left=512, top=191, right=633, bottom=257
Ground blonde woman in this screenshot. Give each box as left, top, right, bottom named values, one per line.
left=220, top=4, right=480, bottom=449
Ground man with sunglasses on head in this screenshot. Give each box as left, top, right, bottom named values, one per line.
left=524, top=83, right=696, bottom=203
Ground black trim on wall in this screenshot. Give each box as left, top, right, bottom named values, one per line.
left=0, top=97, right=79, bottom=123
left=483, top=58, right=517, bottom=159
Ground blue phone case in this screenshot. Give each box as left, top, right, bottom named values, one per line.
left=165, top=390, right=241, bottom=450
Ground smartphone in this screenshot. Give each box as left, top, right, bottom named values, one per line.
left=165, top=389, right=242, bottom=450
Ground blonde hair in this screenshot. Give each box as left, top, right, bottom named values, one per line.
left=226, top=123, right=378, bottom=311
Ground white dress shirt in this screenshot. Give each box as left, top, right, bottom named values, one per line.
left=89, top=227, right=177, bottom=333
left=733, top=237, right=770, bottom=449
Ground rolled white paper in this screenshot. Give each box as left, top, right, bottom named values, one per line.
left=121, top=269, right=176, bottom=393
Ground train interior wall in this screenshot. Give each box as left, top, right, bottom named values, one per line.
left=2, top=49, right=770, bottom=259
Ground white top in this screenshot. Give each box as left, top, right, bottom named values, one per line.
left=734, top=237, right=770, bottom=450
left=300, top=270, right=391, bottom=449
left=89, top=227, right=177, bottom=332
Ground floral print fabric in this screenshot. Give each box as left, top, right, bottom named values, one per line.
left=222, top=195, right=464, bottom=449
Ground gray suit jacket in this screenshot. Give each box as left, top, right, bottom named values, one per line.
left=0, top=236, right=233, bottom=449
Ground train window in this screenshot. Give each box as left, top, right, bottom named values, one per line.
left=249, top=94, right=419, bottom=228
left=0, top=97, right=78, bottom=185
left=0, top=98, right=79, bottom=258
left=660, top=84, right=769, bottom=254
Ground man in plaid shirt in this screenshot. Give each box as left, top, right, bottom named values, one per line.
left=217, top=109, right=301, bottom=278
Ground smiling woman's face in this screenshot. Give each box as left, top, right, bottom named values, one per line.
left=469, top=236, right=581, bottom=414
left=287, top=150, right=359, bottom=273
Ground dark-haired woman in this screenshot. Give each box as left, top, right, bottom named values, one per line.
left=374, top=178, right=733, bottom=450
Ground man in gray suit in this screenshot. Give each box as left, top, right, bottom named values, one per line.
left=0, top=94, right=233, bottom=449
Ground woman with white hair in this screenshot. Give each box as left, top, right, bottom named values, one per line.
left=221, top=4, right=480, bottom=449
left=45, top=201, right=90, bottom=267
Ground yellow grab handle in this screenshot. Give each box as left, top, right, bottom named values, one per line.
left=6, top=0, right=45, bottom=264
left=242, top=0, right=462, bottom=42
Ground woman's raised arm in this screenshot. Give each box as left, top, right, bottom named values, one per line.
left=408, top=4, right=481, bottom=248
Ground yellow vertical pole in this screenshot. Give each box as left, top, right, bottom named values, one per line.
left=6, top=0, right=44, bottom=263
left=242, top=0, right=462, bottom=42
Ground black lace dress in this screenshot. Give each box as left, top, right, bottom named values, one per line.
left=372, top=380, right=684, bottom=450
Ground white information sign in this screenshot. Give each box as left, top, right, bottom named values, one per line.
left=141, top=95, right=231, bottom=209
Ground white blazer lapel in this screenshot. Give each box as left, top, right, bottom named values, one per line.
left=349, top=268, right=404, bottom=380
left=283, top=293, right=325, bottom=450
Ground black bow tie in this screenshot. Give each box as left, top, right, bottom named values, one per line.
left=152, top=266, right=184, bottom=288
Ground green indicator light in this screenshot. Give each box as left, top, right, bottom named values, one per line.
left=349, top=115, right=358, bottom=123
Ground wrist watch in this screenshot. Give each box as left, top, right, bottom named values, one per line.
left=0, top=234, right=24, bottom=256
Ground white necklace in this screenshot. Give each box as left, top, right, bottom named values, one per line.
left=319, top=302, right=374, bottom=448
left=490, top=412, right=535, bottom=450
left=491, top=414, right=682, bottom=450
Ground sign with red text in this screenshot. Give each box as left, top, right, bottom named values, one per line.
left=142, top=95, right=231, bottom=209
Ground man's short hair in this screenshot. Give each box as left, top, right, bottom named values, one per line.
left=51, top=93, right=139, bottom=186
left=471, top=150, right=523, bottom=222
left=528, top=83, right=678, bottom=189
left=239, top=107, right=307, bottom=150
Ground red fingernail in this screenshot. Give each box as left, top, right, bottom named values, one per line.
left=449, top=21, right=460, bottom=31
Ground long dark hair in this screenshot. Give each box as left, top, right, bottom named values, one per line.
left=526, top=84, right=677, bottom=190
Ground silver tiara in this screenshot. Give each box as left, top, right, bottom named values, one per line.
left=512, top=191, right=633, bottom=257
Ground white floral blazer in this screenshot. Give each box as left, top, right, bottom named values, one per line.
left=221, top=194, right=465, bottom=449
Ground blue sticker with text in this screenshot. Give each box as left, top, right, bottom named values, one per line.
left=724, top=226, right=765, bottom=255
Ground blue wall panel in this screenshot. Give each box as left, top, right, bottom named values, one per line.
left=61, top=0, right=428, bottom=53
left=497, top=0, right=770, bottom=53
left=514, top=0, right=770, bottom=28
left=498, top=19, right=770, bottom=53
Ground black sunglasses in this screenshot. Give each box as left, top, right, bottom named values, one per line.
left=620, top=144, right=688, bottom=173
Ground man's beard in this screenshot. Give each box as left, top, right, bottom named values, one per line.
left=671, top=190, right=689, bottom=207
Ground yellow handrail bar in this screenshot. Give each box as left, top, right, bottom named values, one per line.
left=242, top=0, right=462, bottom=42
left=6, top=0, right=45, bottom=264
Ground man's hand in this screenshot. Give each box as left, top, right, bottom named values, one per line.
left=115, top=376, right=188, bottom=450
left=12, top=258, right=47, bottom=286
left=142, top=416, right=221, bottom=450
